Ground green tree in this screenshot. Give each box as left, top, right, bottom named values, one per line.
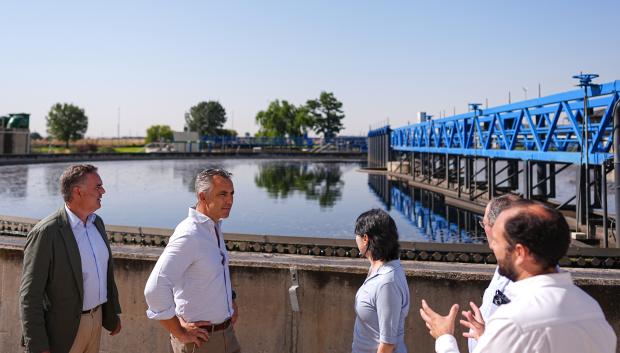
left=306, top=92, right=345, bottom=139
left=216, top=128, right=238, bottom=137
left=30, top=132, right=43, bottom=140
left=145, top=125, right=173, bottom=143
left=46, top=103, right=88, bottom=148
left=255, top=100, right=312, bottom=138
left=186, top=101, right=227, bottom=136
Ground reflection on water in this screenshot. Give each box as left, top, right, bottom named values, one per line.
left=43, top=164, right=67, bottom=196
left=368, top=174, right=485, bottom=243
left=254, top=162, right=343, bottom=208
left=0, top=159, right=480, bottom=241
left=0, top=165, right=29, bottom=198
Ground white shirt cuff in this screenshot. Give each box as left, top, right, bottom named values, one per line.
left=436, top=334, right=460, bottom=353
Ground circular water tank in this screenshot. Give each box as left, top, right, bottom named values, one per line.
left=7, top=113, right=30, bottom=129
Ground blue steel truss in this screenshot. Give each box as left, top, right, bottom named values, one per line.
left=391, top=80, right=620, bottom=164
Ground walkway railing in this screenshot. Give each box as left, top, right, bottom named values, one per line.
left=391, top=80, right=620, bottom=164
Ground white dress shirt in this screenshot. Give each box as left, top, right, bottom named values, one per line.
left=436, top=271, right=617, bottom=353
left=144, top=207, right=234, bottom=324
left=65, top=205, right=109, bottom=311
left=467, top=266, right=511, bottom=352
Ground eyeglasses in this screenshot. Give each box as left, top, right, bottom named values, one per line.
left=477, top=216, right=486, bottom=229
left=492, top=290, right=511, bottom=306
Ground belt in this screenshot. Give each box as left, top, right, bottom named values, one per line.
left=200, top=318, right=232, bottom=332
left=82, top=305, right=100, bottom=315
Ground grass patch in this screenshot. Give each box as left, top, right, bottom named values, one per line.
left=114, top=146, right=145, bottom=153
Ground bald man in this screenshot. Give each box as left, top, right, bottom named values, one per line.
left=420, top=200, right=616, bottom=353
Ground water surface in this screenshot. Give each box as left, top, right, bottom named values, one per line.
left=0, top=159, right=483, bottom=242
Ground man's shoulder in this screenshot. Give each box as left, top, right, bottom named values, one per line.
left=493, top=282, right=604, bottom=331
left=169, top=218, right=201, bottom=240
left=30, top=209, right=64, bottom=234
left=25, top=209, right=65, bottom=248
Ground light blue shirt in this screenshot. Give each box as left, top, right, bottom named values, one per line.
left=144, top=207, right=234, bottom=324
left=64, top=205, right=109, bottom=311
left=353, top=259, right=410, bottom=353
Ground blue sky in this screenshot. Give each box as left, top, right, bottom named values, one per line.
left=1, top=0, right=619, bottom=137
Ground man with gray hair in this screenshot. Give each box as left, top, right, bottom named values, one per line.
left=464, top=194, right=521, bottom=352
left=20, top=164, right=122, bottom=353
left=145, top=168, right=240, bottom=353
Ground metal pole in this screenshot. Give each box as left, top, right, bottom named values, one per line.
left=573, top=73, right=599, bottom=238
left=602, top=164, right=608, bottom=248
left=584, top=92, right=591, bottom=238
left=613, top=99, right=620, bottom=248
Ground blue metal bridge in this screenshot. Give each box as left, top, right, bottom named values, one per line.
left=367, top=76, right=620, bottom=248
left=390, top=80, right=620, bottom=165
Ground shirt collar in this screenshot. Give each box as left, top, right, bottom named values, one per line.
left=64, top=204, right=96, bottom=227
left=365, top=259, right=402, bottom=282
left=504, top=271, right=572, bottom=299
left=188, top=207, right=221, bottom=226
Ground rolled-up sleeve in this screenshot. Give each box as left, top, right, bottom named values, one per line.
left=144, top=233, right=194, bottom=320
left=376, top=282, right=403, bottom=344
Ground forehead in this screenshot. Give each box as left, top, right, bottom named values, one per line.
left=211, top=175, right=233, bottom=190
left=484, top=203, right=492, bottom=217
left=83, top=172, right=102, bottom=185
left=492, top=208, right=519, bottom=241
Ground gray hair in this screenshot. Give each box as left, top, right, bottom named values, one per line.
left=487, top=194, right=522, bottom=226
left=195, top=168, right=233, bottom=196
left=60, top=164, right=98, bottom=202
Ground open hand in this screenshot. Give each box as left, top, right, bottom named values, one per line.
left=460, top=301, right=485, bottom=340
left=419, top=299, right=460, bottom=339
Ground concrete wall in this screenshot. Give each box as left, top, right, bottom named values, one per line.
left=1, top=244, right=619, bottom=353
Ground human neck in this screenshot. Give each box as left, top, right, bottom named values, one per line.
left=515, top=265, right=558, bottom=281
left=66, top=203, right=89, bottom=225
left=368, top=258, right=385, bottom=272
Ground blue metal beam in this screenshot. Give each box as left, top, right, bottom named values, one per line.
left=390, top=80, right=620, bottom=165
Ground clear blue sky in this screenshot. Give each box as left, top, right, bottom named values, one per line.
left=1, top=0, right=619, bottom=137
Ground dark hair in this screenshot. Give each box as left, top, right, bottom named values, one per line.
left=354, top=209, right=400, bottom=261
left=60, top=164, right=98, bottom=202
left=487, top=194, right=521, bottom=226
left=502, top=200, right=570, bottom=269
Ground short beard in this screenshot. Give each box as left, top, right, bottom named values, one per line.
left=498, top=256, right=518, bottom=282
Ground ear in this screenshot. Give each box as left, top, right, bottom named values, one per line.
left=72, top=185, right=82, bottom=198
left=513, top=244, right=529, bottom=266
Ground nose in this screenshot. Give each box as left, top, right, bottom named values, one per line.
left=100, top=186, right=106, bottom=195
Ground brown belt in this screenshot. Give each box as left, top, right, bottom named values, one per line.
left=200, top=318, right=232, bottom=332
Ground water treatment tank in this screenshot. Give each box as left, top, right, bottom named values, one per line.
left=0, top=116, right=9, bottom=128
left=7, top=113, right=30, bottom=129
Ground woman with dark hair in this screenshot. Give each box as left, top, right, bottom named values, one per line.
left=352, top=209, right=410, bottom=353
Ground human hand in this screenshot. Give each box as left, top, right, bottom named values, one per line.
left=419, top=299, right=460, bottom=339
left=460, top=301, right=485, bottom=340
left=109, top=317, right=122, bottom=336
left=232, top=300, right=239, bottom=325
left=177, top=316, right=210, bottom=345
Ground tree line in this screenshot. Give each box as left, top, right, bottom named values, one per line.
left=43, top=91, right=345, bottom=146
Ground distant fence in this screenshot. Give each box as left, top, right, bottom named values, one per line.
left=199, top=135, right=367, bottom=152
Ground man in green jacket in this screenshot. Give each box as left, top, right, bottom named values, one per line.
left=20, top=164, right=122, bottom=353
